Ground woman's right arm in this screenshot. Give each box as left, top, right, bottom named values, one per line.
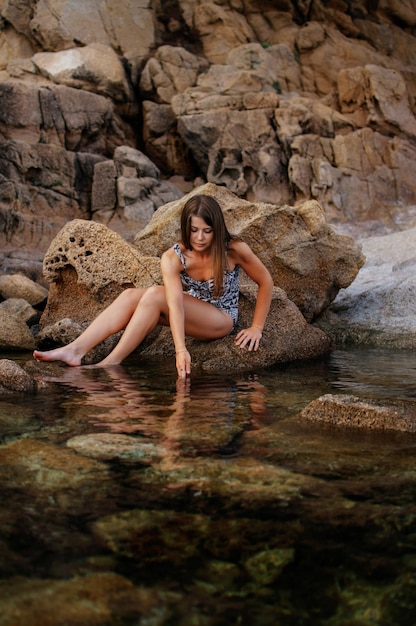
left=161, top=248, right=191, bottom=378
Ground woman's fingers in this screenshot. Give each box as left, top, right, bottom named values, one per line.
left=235, top=327, right=262, bottom=351
left=176, top=350, right=191, bottom=378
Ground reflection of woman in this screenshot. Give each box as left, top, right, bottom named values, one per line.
left=34, top=195, right=273, bottom=378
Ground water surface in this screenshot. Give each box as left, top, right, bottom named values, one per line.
left=0, top=347, right=415, bottom=625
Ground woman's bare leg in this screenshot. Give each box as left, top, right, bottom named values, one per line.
left=34, top=285, right=233, bottom=367
left=33, top=288, right=146, bottom=365
left=97, top=286, right=168, bottom=366
left=97, top=286, right=234, bottom=366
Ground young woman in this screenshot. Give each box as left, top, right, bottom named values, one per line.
left=33, top=194, right=274, bottom=378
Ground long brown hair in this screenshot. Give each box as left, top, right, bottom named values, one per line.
left=180, top=194, right=233, bottom=297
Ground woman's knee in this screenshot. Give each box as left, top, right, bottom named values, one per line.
left=139, top=285, right=166, bottom=306
left=117, top=288, right=143, bottom=308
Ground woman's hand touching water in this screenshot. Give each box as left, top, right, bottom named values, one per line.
left=176, top=348, right=191, bottom=379
left=235, top=325, right=263, bottom=351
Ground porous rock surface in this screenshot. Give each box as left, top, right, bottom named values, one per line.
left=1, top=0, right=416, bottom=268
left=34, top=183, right=364, bottom=370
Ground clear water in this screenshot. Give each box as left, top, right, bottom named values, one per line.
left=0, top=347, right=416, bottom=625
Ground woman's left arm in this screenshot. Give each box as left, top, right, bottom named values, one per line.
left=231, top=241, right=274, bottom=352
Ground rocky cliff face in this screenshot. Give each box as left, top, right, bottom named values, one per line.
left=0, top=0, right=415, bottom=266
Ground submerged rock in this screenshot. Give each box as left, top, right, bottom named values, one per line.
left=0, top=572, right=166, bottom=626
left=67, top=433, right=168, bottom=465
left=299, top=394, right=416, bottom=433
left=244, top=548, right=295, bottom=585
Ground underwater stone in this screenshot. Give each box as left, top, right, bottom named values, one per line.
left=244, top=547, right=295, bottom=585
left=67, top=433, right=168, bottom=464
left=300, top=394, right=416, bottom=432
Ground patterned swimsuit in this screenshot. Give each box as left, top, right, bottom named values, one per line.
left=173, top=243, right=240, bottom=328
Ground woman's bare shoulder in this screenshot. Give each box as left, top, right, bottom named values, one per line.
left=227, top=239, right=253, bottom=261
left=161, top=245, right=182, bottom=270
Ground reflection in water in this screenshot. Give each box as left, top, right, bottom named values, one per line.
left=47, top=363, right=268, bottom=461
left=329, top=347, right=416, bottom=400
left=1, top=348, right=416, bottom=625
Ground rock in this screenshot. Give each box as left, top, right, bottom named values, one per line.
left=142, top=100, right=195, bottom=176
left=8, top=0, right=156, bottom=80
left=38, top=219, right=162, bottom=328
left=67, top=433, right=168, bottom=465
left=170, top=50, right=290, bottom=203
left=315, top=227, right=416, bottom=349
left=0, top=274, right=48, bottom=305
left=0, top=572, right=159, bottom=626
left=0, top=81, right=131, bottom=152
left=0, top=256, right=45, bottom=284
left=169, top=47, right=416, bottom=220
left=295, top=22, right=390, bottom=94
left=193, top=2, right=256, bottom=64
left=32, top=43, right=133, bottom=102
left=0, top=438, right=108, bottom=491
left=0, top=139, right=106, bottom=256
left=244, top=548, right=295, bottom=585
left=338, top=64, right=416, bottom=137
left=299, top=394, right=416, bottom=433
left=0, top=80, right=136, bottom=257
left=91, top=146, right=184, bottom=239
left=0, top=0, right=415, bottom=241
left=134, top=183, right=364, bottom=322
left=0, top=310, right=35, bottom=351
left=33, top=182, right=365, bottom=369
left=376, top=0, right=416, bottom=28
left=0, top=359, right=36, bottom=393
left=35, top=317, right=85, bottom=347
left=142, top=286, right=331, bottom=372
left=140, top=45, right=209, bottom=175
left=34, top=317, right=124, bottom=364
left=290, top=128, right=416, bottom=226
left=140, top=45, right=209, bottom=105
left=0, top=0, right=416, bottom=255
left=0, top=298, right=38, bottom=324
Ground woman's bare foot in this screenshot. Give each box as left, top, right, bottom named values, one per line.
left=33, top=345, right=83, bottom=367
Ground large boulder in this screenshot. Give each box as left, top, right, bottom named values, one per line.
left=34, top=183, right=364, bottom=370
left=315, top=227, right=416, bottom=349
left=134, top=183, right=364, bottom=322
left=38, top=219, right=162, bottom=328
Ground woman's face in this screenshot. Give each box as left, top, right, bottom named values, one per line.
left=189, top=215, right=214, bottom=252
